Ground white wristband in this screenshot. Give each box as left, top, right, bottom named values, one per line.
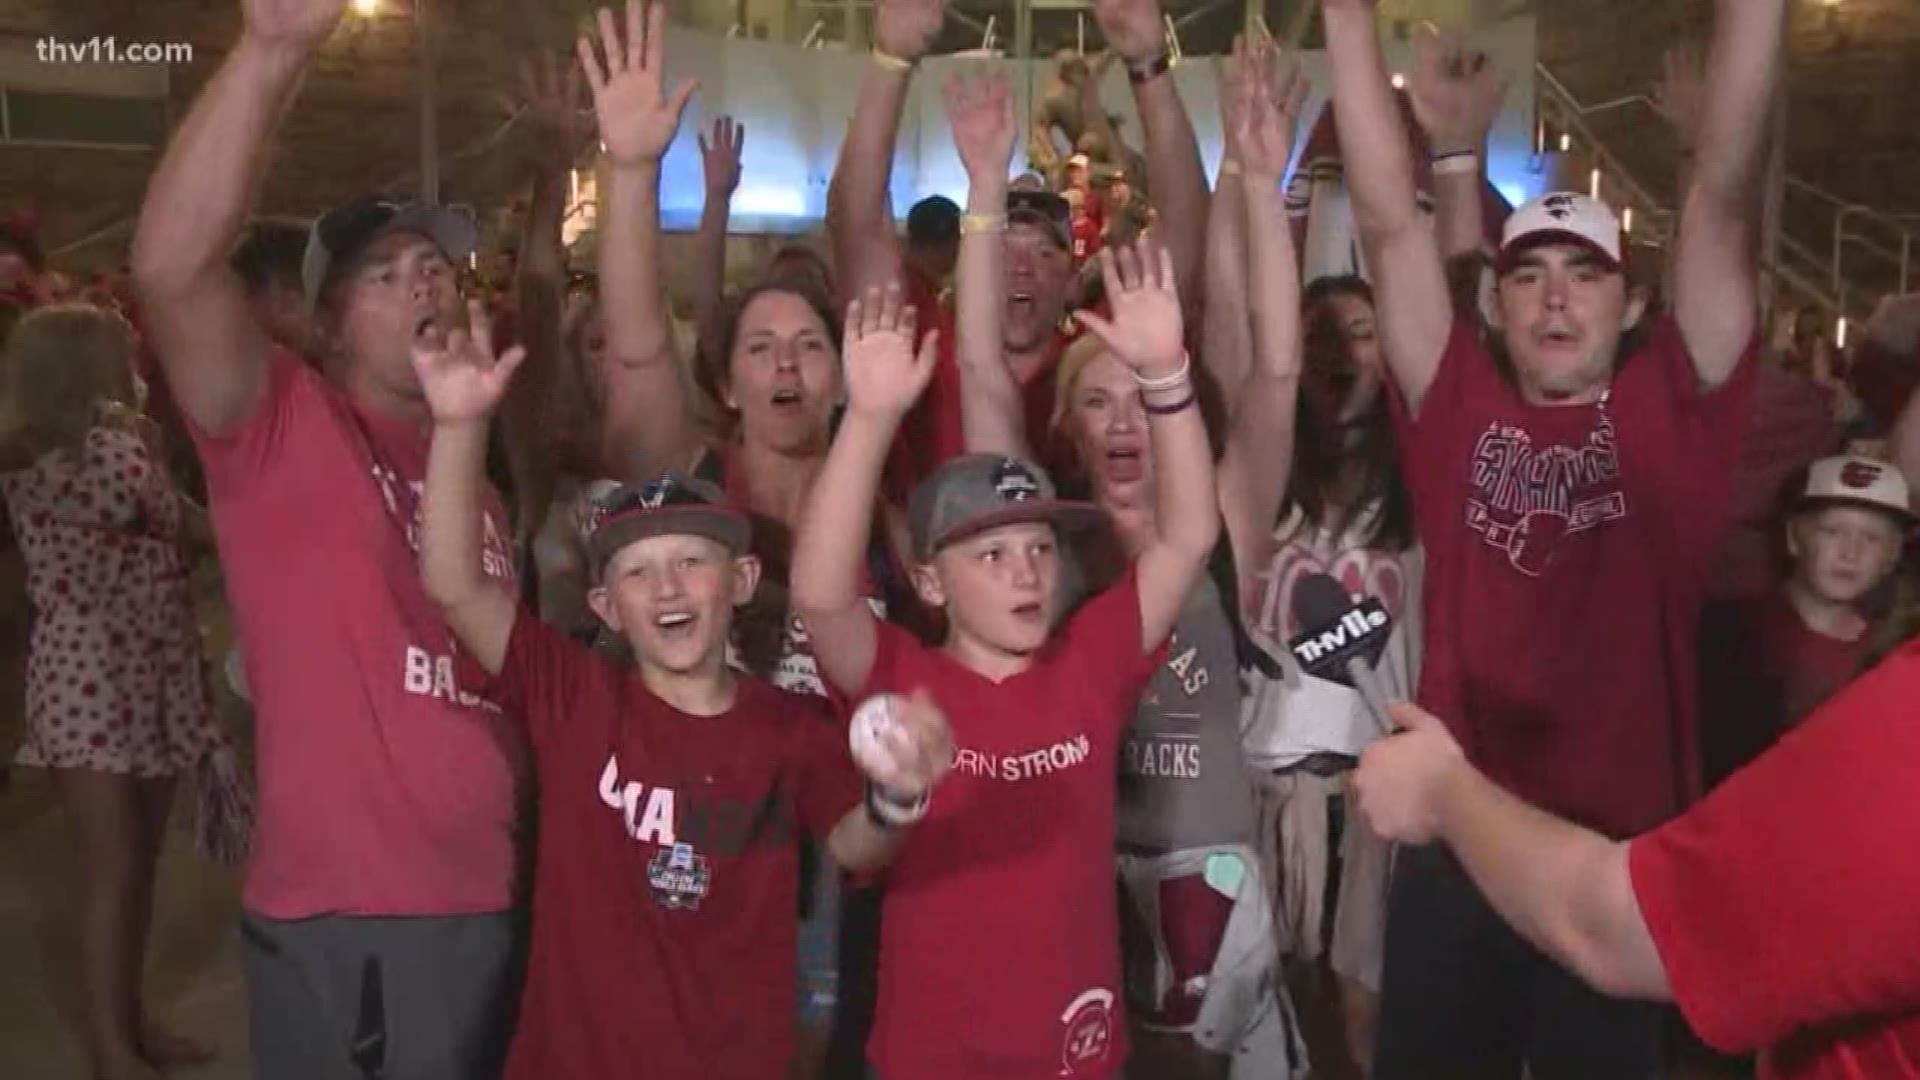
left=1131, top=352, right=1192, bottom=392
left=1432, top=151, right=1480, bottom=177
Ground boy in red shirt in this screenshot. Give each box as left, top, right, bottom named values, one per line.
left=412, top=301, right=955, bottom=1080
left=790, top=243, right=1218, bottom=1079
left=1702, top=455, right=1913, bottom=782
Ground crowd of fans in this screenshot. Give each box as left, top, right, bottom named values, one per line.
left=1, top=0, right=1917, bottom=1078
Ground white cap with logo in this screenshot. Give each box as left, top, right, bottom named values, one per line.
left=1799, top=455, right=1915, bottom=523
left=1497, top=192, right=1624, bottom=273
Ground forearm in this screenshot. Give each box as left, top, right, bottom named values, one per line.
left=826, top=807, right=910, bottom=874
left=132, top=36, right=307, bottom=292
left=693, top=184, right=732, bottom=369
left=1132, top=73, right=1210, bottom=299
left=1689, top=0, right=1785, bottom=204
left=504, top=170, right=569, bottom=542
left=598, top=162, right=695, bottom=463
left=1322, top=4, right=1427, bottom=241
left=1223, top=169, right=1302, bottom=570
left=1149, top=396, right=1220, bottom=558
left=828, top=63, right=913, bottom=297
left=958, top=176, right=1027, bottom=457
left=1432, top=168, right=1485, bottom=265
left=1200, top=165, right=1253, bottom=397
left=792, top=411, right=895, bottom=617
left=422, top=421, right=499, bottom=609
left=1437, top=763, right=1673, bottom=1001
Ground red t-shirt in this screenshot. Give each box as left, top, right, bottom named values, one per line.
left=468, top=610, right=864, bottom=1079
left=1392, top=317, right=1757, bottom=836
left=884, top=269, right=1067, bottom=504
left=191, top=350, right=526, bottom=917
left=859, top=572, right=1160, bottom=1079
left=1629, top=638, right=1920, bottom=1079
left=1699, top=590, right=1865, bottom=786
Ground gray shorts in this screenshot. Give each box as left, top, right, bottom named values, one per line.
left=240, top=909, right=523, bottom=1080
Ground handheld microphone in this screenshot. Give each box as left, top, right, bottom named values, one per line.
left=1287, top=573, right=1396, bottom=735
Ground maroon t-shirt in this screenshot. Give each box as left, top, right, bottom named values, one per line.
left=467, top=610, right=864, bottom=1079
left=1392, top=317, right=1756, bottom=835
left=1699, top=590, right=1865, bottom=786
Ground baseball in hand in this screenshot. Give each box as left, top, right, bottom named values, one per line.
left=850, top=693, right=907, bottom=777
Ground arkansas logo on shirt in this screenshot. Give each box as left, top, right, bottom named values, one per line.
left=1466, top=413, right=1628, bottom=577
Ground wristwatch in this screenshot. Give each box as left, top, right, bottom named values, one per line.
left=865, top=783, right=930, bottom=830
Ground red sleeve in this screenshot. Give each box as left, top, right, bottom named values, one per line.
left=787, top=691, right=866, bottom=841
left=1628, top=642, right=1920, bottom=1054
left=453, top=604, right=596, bottom=756
left=1057, top=568, right=1167, bottom=738
left=185, top=347, right=322, bottom=488
left=1636, top=319, right=1761, bottom=572
left=1386, top=316, right=1487, bottom=524
left=853, top=615, right=934, bottom=702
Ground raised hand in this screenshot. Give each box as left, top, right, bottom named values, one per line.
left=698, top=116, right=745, bottom=197
left=873, top=0, right=945, bottom=62
left=1093, top=0, right=1166, bottom=64
left=842, top=283, right=939, bottom=421
left=411, top=300, right=528, bottom=426
left=1406, top=24, right=1505, bottom=157
left=1652, top=42, right=1705, bottom=152
left=857, top=689, right=956, bottom=799
left=578, top=0, right=698, bottom=168
left=241, top=0, right=348, bottom=50
left=943, top=70, right=1016, bottom=183
left=1072, top=242, right=1185, bottom=377
left=1235, top=36, right=1309, bottom=181
left=517, top=51, right=593, bottom=170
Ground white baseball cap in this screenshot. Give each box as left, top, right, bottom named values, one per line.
left=1497, top=192, right=1623, bottom=274
left=1798, top=455, right=1915, bottom=523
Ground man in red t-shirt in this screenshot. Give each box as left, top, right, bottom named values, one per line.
left=412, top=146, right=955, bottom=1075
left=792, top=246, right=1218, bottom=1078
left=1352, top=651, right=1920, bottom=1080
left=1323, top=0, right=1777, bottom=1071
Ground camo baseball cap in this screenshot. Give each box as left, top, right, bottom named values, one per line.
left=583, top=472, right=753, bottom=579
left=907, top=454, right=1104, bottom=560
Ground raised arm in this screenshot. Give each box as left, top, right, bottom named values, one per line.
left=1093, top=0, right=1209, bottom=302
left=503, top=53, right=591, bottom=547
left=1672, top=0, right=1784, bottom=387
left=1219, top=38, right=1307, bottom=587
left=1356, top=703, right=1673, bottom=1002
left=825, top=0, right=945, bottom=301
left=945, top=70, right=1028, bottom=458
left=1075, top=243, right=1219, bottom=651
left=693, top=116, right=744, bottom=370
left=1322, top=0, right=1452, bottom=413
left=1894, top=383, right=1920, bottom=500
left=1407, top=26, right=1503, bottom=268
left=129, top=0, right=348, bottom=435
left=416, top=302, right=530, bottom=675
left=1200, top=51, right=1254, bottom=401
left=580, top=0, right=702, bottom=477
left=791, top=287, right=940, bottom=693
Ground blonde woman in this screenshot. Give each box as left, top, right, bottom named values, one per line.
left=0, top=304, right=244, bottom=1080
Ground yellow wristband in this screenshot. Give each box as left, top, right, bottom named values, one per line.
left=871, top=49, right=914, bottom=73
left=1218, top=159, right=1243, bottom=178
left=961, top=213, right=1007, bottom=235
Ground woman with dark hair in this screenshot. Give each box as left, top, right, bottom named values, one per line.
left=1240, top=271, right=1423, bottom=1076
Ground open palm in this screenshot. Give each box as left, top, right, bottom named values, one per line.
left=517, top=51, right=593, bottom=169
left=1407, top=25, right=1504, bottom=154
left=874, top=0, right=946, bottom=62
left=699, top=116, right=745, bottom=196
left=578, top=0, right=697, bottom=168
left=412, top=301, right=527, bottom=425
left=944, top=71, right=1016, bottom=182
left=842, top=285, right=938, bottom=421
left=1093, top=0, right=1165, bottom=63
left=242, top=0, right=347, bottom=48
left=1074, top=242, right=1184, bottom=376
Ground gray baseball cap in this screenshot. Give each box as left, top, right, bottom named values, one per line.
left=301, top=195, right=477, bottom=312
left=907, top=454, right=1104, bottom=561
left=583, top=472, right=753, bottom=579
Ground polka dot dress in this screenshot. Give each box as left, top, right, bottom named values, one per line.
left=0, top=425, right=220, bottom=777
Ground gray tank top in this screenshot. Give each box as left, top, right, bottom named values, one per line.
left=1116, top=576, right=1257, bottom=854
